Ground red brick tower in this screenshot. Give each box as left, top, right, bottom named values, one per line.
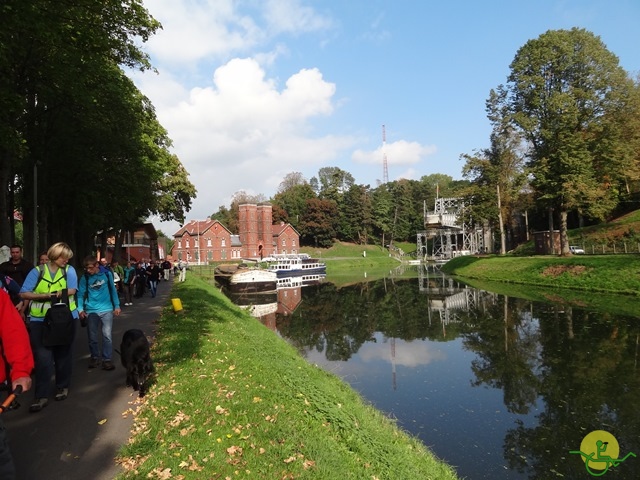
left=257, top=204, right=273, bottom=258
left=238, top=204, right=258, bottom=258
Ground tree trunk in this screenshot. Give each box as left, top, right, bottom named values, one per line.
left=113, top=229, right=125, bottom=262
left=559, top=209, right=569, bottom=255
left=497, top=184, right=506, bottom=254
left=0, top=150, right=12, bottom=246
left=547, top=208, right=554, bottom=254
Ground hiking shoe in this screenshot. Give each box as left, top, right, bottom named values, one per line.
left=88, top=357, right=100, bottom=369
left=29, top=398, right=48, bottom=413
left=102, top=360, right=115, bottom=371
left=54, top=388, right=68, bottom=401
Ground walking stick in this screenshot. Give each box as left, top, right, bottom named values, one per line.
left=0, top=386, right=22, bottom=414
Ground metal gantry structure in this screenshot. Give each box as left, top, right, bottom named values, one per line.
left=417, top=196, right=484, bottom=261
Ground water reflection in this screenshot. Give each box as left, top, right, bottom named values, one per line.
left=226, top=266, right=640, bottom=480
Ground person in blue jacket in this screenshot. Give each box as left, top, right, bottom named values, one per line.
left=77, top=255, right=121, bottom=371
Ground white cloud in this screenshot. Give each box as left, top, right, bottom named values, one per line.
left=143, top=0, right=333, bottom=69
left=351, top=139, right=437, bottom=166
left=143, top=0, right=264, bottom=66
left=395, top=168, right=420, bottom=181
left=264, top=0, right=333, bottom=35
left=136, top=56, right=357, bottom=234
left=358, top=339, right=446, bottom=368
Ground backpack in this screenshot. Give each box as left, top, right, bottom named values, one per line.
left=0, top=273, right=21, bottom=306
left=35, top=268, right=75, bottom=347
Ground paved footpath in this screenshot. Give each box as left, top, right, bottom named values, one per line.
left=3, top=278, right=173, bottom=480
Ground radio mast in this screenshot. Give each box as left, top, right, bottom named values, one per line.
left=382, top=124, right=389, bottom=184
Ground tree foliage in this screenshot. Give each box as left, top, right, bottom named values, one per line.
left=461, top=90, right=528, bottom=252
left=299, top=198, right=338, bottom=248
left=271, top=181, right=316, bottom=231
left=313, top=167, right=355, bottom=202
left=1, top=0, right=195, bottom=261
left=501, top=28, right=636, bottom=253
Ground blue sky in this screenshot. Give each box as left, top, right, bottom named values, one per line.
left=132, top=0, right=640, bottom=236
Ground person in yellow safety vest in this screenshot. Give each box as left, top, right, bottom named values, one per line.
left=19, top=242, right=79, bottom=413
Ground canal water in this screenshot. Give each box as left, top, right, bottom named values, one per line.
left=228, top=266, right=640, bottom=479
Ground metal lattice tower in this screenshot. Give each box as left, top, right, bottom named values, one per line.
left=417, top=197, right=484, bottom=260
left=382, top=125, right=389, bottom=184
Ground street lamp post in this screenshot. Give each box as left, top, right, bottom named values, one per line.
left=197, top=221, right=201, bottom=265
left=33, top=162, right=38, bottom=264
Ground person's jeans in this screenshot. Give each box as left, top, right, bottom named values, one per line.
left=29, top=321, right=75, bottom=399
left=149, top=279, right=158, bottom=297
left=124, top=283, right=133, bottom=304
left=86, top=311, right=113, bottom=361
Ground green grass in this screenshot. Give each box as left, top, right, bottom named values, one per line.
left=300, top=241, right=411, bottom=286
left=442, top=254, right=640, bottom=295
left=117, top=275, right=459, bottom=479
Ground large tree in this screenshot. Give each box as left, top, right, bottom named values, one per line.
left=298, top=198, right=338, bottom=248
left=313, top=166, right=355, bottom=203
left=1, top=0, right=195, bottom=261
left=461, top=90, right=528, bottom=253
left=271, top=180, right=316, bottom=230
left=338, top=184, right=372, bottom=244
left=502, top=28, right=636, bottom=254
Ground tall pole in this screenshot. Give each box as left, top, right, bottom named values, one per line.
left=382, top=124, right=389, bottom=184
left=32, top=162, right=38, bottom=264
left=197, top=221, right=201, bottom=265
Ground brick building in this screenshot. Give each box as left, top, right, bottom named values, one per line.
left=96, top=223, right=159, bottom=263
left=172, top=203, right=300, bottom=264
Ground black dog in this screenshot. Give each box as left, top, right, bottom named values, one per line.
left=120, top=329, right=154, bottom=397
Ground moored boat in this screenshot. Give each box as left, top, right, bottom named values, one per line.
left=276, top=273, right=325, bottom=289
left=225, top=291, right=278, bottom=317
left=266, top=253, right=326, bottom=277
left=214, top=263, right=277, bottom=293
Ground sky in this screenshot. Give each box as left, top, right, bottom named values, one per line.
left=129, top=0, right=640, bottom=236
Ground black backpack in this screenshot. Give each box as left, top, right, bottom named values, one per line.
left=34, top=266, right=75, bottom=347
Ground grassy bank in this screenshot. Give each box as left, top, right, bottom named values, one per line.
left=117, top=274, right=459, bottom=479
left=303, top=242, right=403, bottom=286
left=442, top=254, right=640, bottom=295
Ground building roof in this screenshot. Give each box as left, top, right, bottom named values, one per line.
left=173, top=219, right=218, bottom=237
left=272, top=222, right=300, bottom=236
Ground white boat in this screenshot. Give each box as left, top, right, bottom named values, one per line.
left=267, top=253, right=326, bottom=277
left=215, top=264, right=277, bottom=293
left=225, top=291, right=278, bottom=317
left=241, top=302, right=278, bottom=317
left=276, top=273, right=325, bottom=289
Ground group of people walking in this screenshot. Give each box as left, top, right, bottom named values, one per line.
left=0, top=243, right=174, bottom=478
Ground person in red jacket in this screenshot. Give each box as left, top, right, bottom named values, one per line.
left=0, top=288, right=33, bottom=478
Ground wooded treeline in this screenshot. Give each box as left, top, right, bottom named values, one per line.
left=1, top=0, right=196, bottom=263
left=213, top=29, right=640, bottom=253
left=212, top=170, right=467, bottom=250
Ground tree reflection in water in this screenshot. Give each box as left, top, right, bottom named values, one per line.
left=242, top=268, right=640, bottom=479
